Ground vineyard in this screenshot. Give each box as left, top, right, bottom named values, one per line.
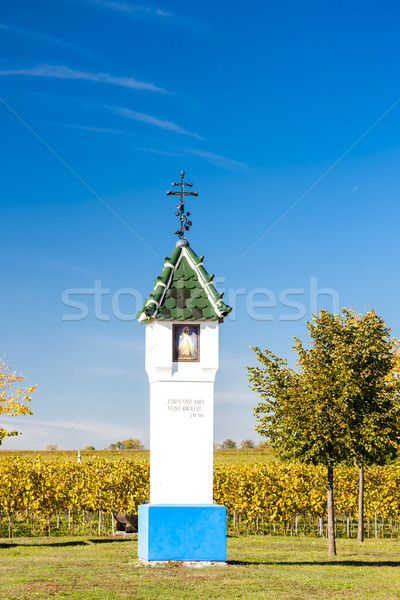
left=0, top=447, right=277, bottom=464
left=1, top=457, right=400, bottom=538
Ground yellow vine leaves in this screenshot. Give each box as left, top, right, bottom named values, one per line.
left=0, top=359, right=35, bottom=443
left=0, top=458, right=399, bottom=522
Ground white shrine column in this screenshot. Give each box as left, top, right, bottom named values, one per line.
left=145, top=320, right=218, bottom=505
left=137, top=172, right=231, bottom=562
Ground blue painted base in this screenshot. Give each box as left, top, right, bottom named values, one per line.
left=138, top=504, right=226, bottom=561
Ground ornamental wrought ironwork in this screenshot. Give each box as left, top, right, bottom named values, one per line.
left=166, top=171, right=198, bottom=240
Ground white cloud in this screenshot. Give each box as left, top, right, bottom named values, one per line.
left=0, top=64, right=169, bottom=94
left=133, top=146, right=182, bottom=157
left=94, top=1, right=172, bottom=17
left=95, top=1, right=150, bottom=13
left=104, top=105, right=204, bottom=139
left=0, top=23, right=107, bottom=63
left=3, top=418, right=148, bottom=449
left=156, top=9, right=172, bottom=16
left=51, top=122, right=134, bottom=135
left=10, top=417, right=130, bottom=435
left=81, top=365, right=143, bottom=377
left=132, top=144, right=246, bottom=170
left=182, top=147, right=247, bottom=170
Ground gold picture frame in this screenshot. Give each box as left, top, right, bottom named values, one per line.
left=172, top=324, right=200, bottom=362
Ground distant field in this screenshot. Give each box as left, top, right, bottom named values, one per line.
left=0, top=448, right=277, bottom=464
left=214, top=448, right=277, bottom=464
left=0, top=449, right=150, bottom=462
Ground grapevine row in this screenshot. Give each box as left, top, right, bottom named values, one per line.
left=1, top=458, right=399, bottom=533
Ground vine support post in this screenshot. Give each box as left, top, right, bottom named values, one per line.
left=357, top=459, right=364, bottom=542
left=327, top=465, right=337, bottom=556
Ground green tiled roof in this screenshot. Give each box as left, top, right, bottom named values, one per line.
left=137, top=243, right=232, bottom=323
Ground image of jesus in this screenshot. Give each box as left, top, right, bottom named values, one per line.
left=175, top=326, right=199, bottom=361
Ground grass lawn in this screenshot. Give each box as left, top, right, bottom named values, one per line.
left=1, top=535, right=399, bottom=600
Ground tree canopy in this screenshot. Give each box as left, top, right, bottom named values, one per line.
left=45, top=444, right=58, bottom=452
left=109, top=438, right=145, bottom=450
left=221, top=438, right=237, bottom=449
left=0, top=359, right=35, bottom=445
left=240, top=438, right=255, bottom=449
left=248, top=309, right=400, bottom=467
left=246, top=308, right=400, bottom=556
left=332, top=310, right=400, bottom=467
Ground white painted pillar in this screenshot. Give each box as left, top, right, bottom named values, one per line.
left=145, top=320, right=218, bottom=505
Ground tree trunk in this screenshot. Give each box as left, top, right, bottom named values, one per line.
left=327, top=465, right=337, bottom=557
left=358, top=459, right=364, bottom=542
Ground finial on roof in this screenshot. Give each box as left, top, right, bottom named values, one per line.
left=176, top=238, right=190, bottom=247
left=166, top=171, right=198, bottom=241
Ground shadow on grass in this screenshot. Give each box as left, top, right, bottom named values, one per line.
left=0, top=537, right=136, bottom=549
left=0, top=541, right=87, bottom=549
left=90, top=538, right=136, bottom=545
left=228, top=559, right=400, bottom=567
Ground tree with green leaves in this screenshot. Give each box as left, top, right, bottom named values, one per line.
left=246, top=309, right=400, bottom=556
left=45, top=444, right=58, bottom=451
left=221, top=438, right=237, bottom=449
left=0, top=359, right=35, bottom=445
left=109, top=438, right=144, bottom=450
left=328, top=309, right=400, bottom=542
left=122, top=438, right=144, bottom=450
left=240, top=438, right=255, bottom=449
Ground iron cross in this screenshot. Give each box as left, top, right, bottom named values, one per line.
left=166, top=171, right=198, bottom=239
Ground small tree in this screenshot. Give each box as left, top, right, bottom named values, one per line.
left=247, top=309, right=400, bottom=556
left=109, top=438, right=144, bottom=450
left=221, top=438, right=237, bottom=449
left=46, top=444, right=58, bottom=451
left=83, top=444, right=95, bottom=451
left=121, top=438, right=145, bottom=450
left=247, top=311, right=354, bottom=557
left=329, top=309, right=400, bottom=542
left=240, top=438, right=255, bottom=449
left=0, top=360, right=35, bottom=445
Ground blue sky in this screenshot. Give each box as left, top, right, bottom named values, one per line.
left=1, top=0, right=400, bottom=450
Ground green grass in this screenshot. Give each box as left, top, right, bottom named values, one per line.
left=0, top=535, right=399, bottom=600
left=0, top=448, right=277, bottom=464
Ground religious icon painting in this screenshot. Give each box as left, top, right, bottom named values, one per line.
left=173, top=324, right=200, bottom=362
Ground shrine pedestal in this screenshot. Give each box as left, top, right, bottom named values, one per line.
left=138, top=504, right=226, bottom=562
